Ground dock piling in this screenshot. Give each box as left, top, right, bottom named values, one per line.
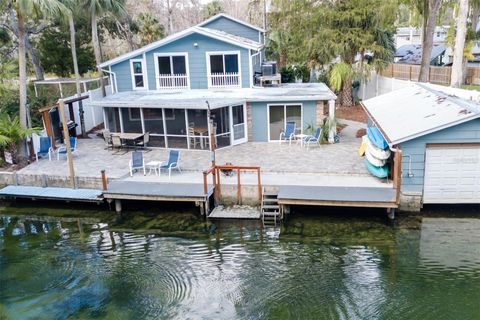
left=101, top=170, right=107, bottom=191
left=115, top=199, right=122, bottom=214
left=387, top=208, right=395, bottom=220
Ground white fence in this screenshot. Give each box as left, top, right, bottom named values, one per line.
left=360, top=73, right=412, bottom=100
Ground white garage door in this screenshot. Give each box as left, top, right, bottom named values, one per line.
left=424, top=146, right=480, bottom=203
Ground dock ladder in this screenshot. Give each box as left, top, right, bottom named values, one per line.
left=261, top=188, right=281, bottom=226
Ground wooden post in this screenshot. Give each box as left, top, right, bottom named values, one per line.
left=237, top=168, right=241, bottom=205
left=257, top=168, right=262, bottom=201
left=101, top=170, right=107, bottom=191
left=216, top=167, right=221, bottom=196
left=393, top=147, right=402, bottom=205
left=203, top=171, right=208, bottom=195
left=58, top=100, right=76, bottom=188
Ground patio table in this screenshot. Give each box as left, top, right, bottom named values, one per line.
left=111, top=132, right=144, bottom=148
left=295, top=134, right=310, bottom=147
left=146, top=160, right=161, bottom=175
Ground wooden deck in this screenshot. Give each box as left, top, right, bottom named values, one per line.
left=0, top=185, right=103, bottom=203
left=103, top=181, right=214, bottom=202
left=277, top=186, right=398, bottom=208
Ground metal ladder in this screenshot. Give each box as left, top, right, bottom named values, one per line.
left=261, top=188, right=281, bottom=226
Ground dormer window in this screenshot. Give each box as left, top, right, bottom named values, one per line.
left=130, top=59, right=146, bottom=90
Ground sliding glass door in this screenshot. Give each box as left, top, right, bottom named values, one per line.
left=268, top=104, right=302, bottom=141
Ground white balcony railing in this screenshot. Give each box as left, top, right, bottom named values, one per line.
left=208, top=72, right=240, bottom=88
left=156, top=74, right=189, bottom=89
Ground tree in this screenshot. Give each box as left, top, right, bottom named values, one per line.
left=450, top=0, right=469, bottom=87
left=0, top=115, right=38, bottom=163
left=6, top=0, right=68, bottom=129
left=82, top=0, right=126, bottom=97
left=418, top=0, right=442, bottom=82
left=202, top=0, right=223, bottom=20
left=136, top=12, right=165, bottom=46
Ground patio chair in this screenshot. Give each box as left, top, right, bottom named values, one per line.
left=56, top=137, right=77, bottom=160
left=103, top=129, right=113, bottom=149
left=129, top=151, right=146, bottom=176
left=279, top=121, right=296, bottom=145
left=303, top=127, right=322, bottom=150
left=159, top=149, right=181, bottom=180
left=188, top=127, right=200, bottom=149
left=111, top=135, right=126, bottom=152
left=35, top=136, right=53, bottom=161
left=136, top=132, right=150, bottom=149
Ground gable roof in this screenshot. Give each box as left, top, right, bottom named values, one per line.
left=98, top=26, right=263, bottom=68
left=395, top=44, right=446, bottom=65
left=197, top=13, right=266, bottom=33
left=362, top=83, right=480, bottom=146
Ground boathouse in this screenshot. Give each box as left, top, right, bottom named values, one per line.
left=362, top=83, right=480, bottom=210
left=88, top=13, right=336, bottom=149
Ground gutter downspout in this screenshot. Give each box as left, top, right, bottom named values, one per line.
left=101, top=67, right=117, bottom=94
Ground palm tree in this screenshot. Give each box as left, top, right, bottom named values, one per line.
left=136, top=12, right=165, bottom=46
left=0, top=115, right=39, bottom=163
left=7, top=0, right=68, bottom=129
left=82, top=0, right=126, bottom=97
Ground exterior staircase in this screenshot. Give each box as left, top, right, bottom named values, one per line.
left=261, top=188, right=281, bottom=226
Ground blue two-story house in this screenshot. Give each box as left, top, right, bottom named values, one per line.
left=90, top=14, right=336, bottom=149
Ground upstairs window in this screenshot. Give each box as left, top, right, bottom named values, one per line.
left=130, top=59, right=146, bottom=90
left=154, top=53, right=189, bottom=89
left=207, top=51, right=241, bottom=88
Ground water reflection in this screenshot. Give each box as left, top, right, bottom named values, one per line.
left=0, top=210, right=479, bottom=319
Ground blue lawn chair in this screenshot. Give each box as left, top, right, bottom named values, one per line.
left=56, top=137, right=77, bottom=160
left=303, top=127, right=322, bottom=150
left=279, top=121, right=296, bottom=145
left=35, top=136, right=53, bottom=161
left=160, top=149, right=181, bottom=180
left=129, top=151, right=146, bottom=176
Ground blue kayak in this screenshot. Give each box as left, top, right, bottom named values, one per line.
left=364, top=158, right=389, bottom=179
left=367, top=127, right=388, bottom=150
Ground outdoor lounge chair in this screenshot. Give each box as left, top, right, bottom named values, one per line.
left=111, top=135, right=126, bottom=153
left=279, top=121, right=296, bottom=145
left=136, top=132, right=150, bottom=149
left=35, top=136, right=53, bottom=161
left=56, top=137, right=77, bottom=160
left=303, top=127, right=322, bottom=150
left=159, top=149, right=181, bottom=180
left=129, top=151, right=146, bottom=176
left=103, top=129, right=113, bottom=149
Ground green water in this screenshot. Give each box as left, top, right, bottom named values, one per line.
left=0, top=204, right=479, bottom=320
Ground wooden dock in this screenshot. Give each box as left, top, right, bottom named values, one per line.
left=0, top=185, right=103, bottom=203
left=277, top=185, right=397, bottom=208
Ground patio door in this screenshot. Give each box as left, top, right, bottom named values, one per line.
left=230, top=104, right=247, bottom=145
left=268, top=104, right=302, bottom=141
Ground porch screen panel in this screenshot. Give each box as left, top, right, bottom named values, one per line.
left=187, top=109, right=208, bottom=149
left=120, top=108, right=142, bottom=133
left=232, top=105, right=245, bottom=140
left=286, top=105, right=301, bottom=133
left=269, top=105, right=284, bottom=140
left=172, top=56, right=186, bottom=74
left=210, top=55, right=224, bottom=73
left=224, top=54, right=239, bottom=73
left=165, top=108, right=187, bottom=148
left=143, top=108, right=165, bottom=147
left=105, top=107, right=120, bottom=132
left=211, top=107, right=231, bottom=148
left=158, top=56, right=171, bottom=74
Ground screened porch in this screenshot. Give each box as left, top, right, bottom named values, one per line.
left=103, top=104, right=247, bottom=149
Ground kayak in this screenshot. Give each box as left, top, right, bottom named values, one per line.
left=358, top=136, right=367, bottom=157
left=365, top=148, right=386, bottom=167
left=367, top=127, right=388, bottom=150
left=364, top=158, right=389, bottom=179
left=366, top=137, right=391, bottom=160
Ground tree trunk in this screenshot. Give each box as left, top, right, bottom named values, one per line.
left=70, top=15, right=86, bottom=137
left=91, top=11, right=106, bottom=97
left=166, top=0, right=174, bottom=35
left=419, top=0, right=442, bottom=82
left=25, top=36, right=44, bottom=81
left=472, top=5, right=480, bottom=34
left=17, top=10, right=27, bottom=129
left=341, top=79, right=353, bottom=107
left=450, top=0, right=469, bottom=88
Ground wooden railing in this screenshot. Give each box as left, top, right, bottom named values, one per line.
left=380, top=63, right=480, bottom=85
left=208, top=72, right=240, bottom=88
left=202, top=164, right=262, bottom=205
left=156, top=74, right=189, bottom=89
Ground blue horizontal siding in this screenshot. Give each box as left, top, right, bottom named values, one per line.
left=401, top=118, right=480, bottom=193
left=111, top=54, right=142, bottom=92
left=202, top=16, right=262, bottom=42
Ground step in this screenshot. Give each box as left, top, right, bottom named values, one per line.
left=262, top=205, right=280, bottom=210
left=263, top=212, right=280, bottom=217
left=262, top=192, right=278, bottom=197
left=262, top=198, right=278, bottom=203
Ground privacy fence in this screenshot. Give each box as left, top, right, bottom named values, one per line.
left=380, top=64, right=480, bottom=86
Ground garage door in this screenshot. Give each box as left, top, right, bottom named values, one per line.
left=424, top=145, right=480, bottom=203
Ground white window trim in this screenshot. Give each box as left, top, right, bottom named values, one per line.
left=266, top=103, right=303, bottom=142
left=153, top=52, right=191, bottom=89
left=205, top=50, right=242, bottom=88
left=128, top=108, right=141, bottom=121
left=130, top=59, right=147, bottom=90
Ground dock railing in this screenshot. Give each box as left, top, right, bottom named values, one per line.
left=215, top=165, right=261, bottom=205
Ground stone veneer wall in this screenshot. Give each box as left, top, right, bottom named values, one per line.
left=246, top=102, right=253, bottom=141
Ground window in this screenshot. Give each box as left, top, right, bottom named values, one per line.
left=208, top=53, right=239, bottom=74
left=128, top=108, right=141, bottom=121
left=130, top=59, right=146, bottom=90
left=206, top=51, right=241, bottom=88
left=154, top=53, right=189, bottom=89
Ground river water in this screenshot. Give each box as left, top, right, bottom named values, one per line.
left=0, top=204, right=479, bottom=320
